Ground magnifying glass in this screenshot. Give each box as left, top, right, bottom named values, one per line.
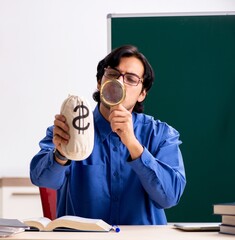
left=100, top=79, right=126, bottom=107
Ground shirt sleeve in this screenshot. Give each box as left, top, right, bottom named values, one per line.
left=128, top=123, right=186, bottom=209
left=30, top=126, right=71, bottom=189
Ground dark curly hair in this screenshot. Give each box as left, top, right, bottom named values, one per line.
left=92, top=45, right=154, bottom=113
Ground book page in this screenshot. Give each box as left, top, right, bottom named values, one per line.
left=0, top=227, right=25, bottom=235
left=22, top=217, right=51, bottom=231
left=44, top=215, right=112, bottom=232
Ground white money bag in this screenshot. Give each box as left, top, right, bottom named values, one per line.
left=60, top=95, right=94, bottom=160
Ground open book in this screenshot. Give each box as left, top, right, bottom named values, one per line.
left=22, top=215, right=112, bottom=232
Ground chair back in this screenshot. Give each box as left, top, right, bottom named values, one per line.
left=39, top=187, right=57, bottom=220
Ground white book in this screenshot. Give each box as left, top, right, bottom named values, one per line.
left=22, top=215, right=112, bottom=232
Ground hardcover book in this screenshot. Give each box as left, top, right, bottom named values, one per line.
left=220, top=224, right=235, bottom=235
left=213, top=202, right=235, bottom=215
left=222, top=215, right=235, bottom=226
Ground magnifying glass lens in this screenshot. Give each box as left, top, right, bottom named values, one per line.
left=100, top=80, right=125, bottom=107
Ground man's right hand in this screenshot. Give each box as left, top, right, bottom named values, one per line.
left=53, top=114, right=70, bottom=156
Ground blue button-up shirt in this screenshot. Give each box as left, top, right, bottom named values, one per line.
left=30, top=105, right=186, bottom=225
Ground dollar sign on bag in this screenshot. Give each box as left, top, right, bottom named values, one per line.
left=72, top=102, right=90, bottom=134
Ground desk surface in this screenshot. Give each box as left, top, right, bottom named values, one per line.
left=2, top=225, right=234, bottom=240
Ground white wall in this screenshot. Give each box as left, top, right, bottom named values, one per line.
left=0, top=0, right=235, bottom=177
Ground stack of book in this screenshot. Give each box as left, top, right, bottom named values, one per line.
left=213, top=202, right=235, bottom=235
left=0, top=218, right=29, bottom=237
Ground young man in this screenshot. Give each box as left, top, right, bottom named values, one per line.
left=30, top=45, right=186, bottom=225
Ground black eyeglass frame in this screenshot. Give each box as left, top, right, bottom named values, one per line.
left=104, top=67, right=143, bottom=86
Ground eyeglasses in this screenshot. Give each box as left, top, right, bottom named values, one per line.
left=104, top=67, right=143, bottom=86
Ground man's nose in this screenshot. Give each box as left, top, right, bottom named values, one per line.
left=117, top=74, right=125, bottom=82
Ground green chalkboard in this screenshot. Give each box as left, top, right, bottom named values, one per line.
left=108, top=13, right=235, bottom=222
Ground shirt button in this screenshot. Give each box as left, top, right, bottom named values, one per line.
left=113, top=171, right=119, bottom=177
left=113, top=147, right=118, bottom=151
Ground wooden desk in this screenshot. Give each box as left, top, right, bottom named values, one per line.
left=2, top=225, right=234, bottom=240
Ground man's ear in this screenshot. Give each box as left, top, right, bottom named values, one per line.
left=137, top=89, right=147, bottom=103
left=97, top=79, right=101, bottom=90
